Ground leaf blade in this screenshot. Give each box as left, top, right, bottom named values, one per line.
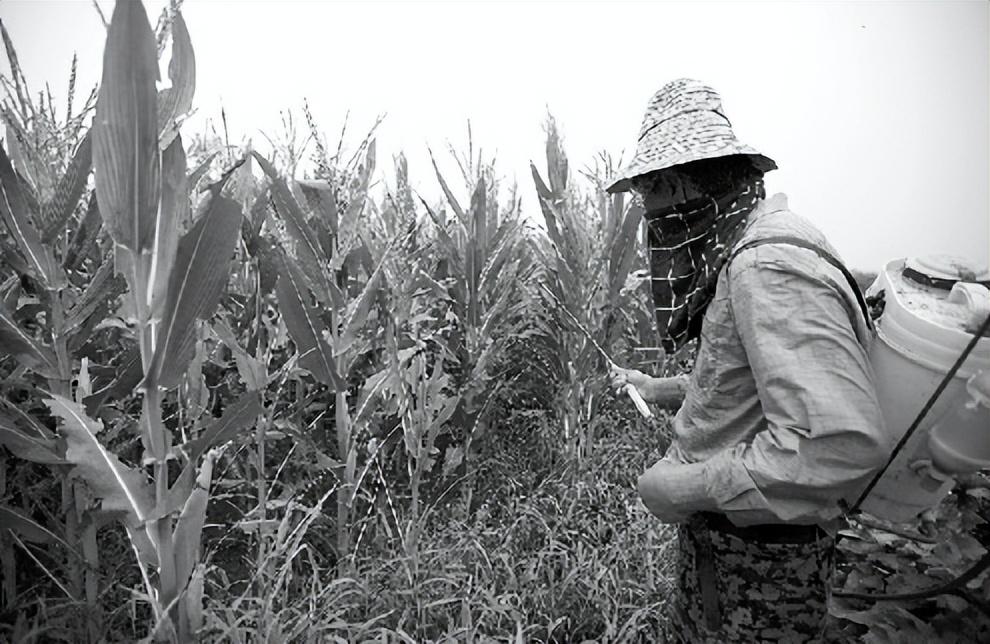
left=172, top=447, right=218, bottom=591
left=0, top=409, right=63, bottom=464
left=0, top=504, right=60, bottom=544
left=251, top=152, right=331, bottom=304
left=149, top=134, right=187, bottom=319
left=184, top=391, right=263, bottom=463
left=0, top=300, right=59, bottom=377
left=153, top=192, right=242, bottom=388
left=0, top=145, right=65, bottom=288
left=41, top=130, right=93, bottom=243
left=45, top=395, right=154, bottom=527
left=157, top=11, right=195, bottom=149
left=92, top=0, right=161, bottom=252
left=211, top=319, right=265, bottom=391
left=274, top=254, right=343, bottom=389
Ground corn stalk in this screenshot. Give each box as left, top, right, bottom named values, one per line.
left=421, top=150, right=532, bottom=509
left=253, top=143, right=391, bottom=572
left=0, top=13, right=106, bottom=637
left=70, top=2, right=258, bottom=640
left=530, top=116, right=650, bottom=460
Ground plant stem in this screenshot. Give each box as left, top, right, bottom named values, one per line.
left=147, top=387, right=178, bottom=641
left=81, top=522, right=101, bottom=642
left=335, top=388, right=350, bottom=571
left=0, top=455, right=16, bottom=610
left=133, top=254, right=178, bottom=640
left=255, top=405, right=267, bottom=583
left=51, top=289, right=97, bottom=637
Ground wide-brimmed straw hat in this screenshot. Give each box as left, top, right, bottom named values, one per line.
left=606, top=78, right=777, bottom=194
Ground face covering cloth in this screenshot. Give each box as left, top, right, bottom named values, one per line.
left=642, top=177, right=765, bottom=353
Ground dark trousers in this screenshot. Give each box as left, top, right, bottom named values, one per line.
left=668, top=513, right=835, bottom=643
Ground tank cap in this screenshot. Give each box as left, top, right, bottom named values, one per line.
left=967, top=370, right=990, bottom=408
left=904, top=255, right=990, bottom=290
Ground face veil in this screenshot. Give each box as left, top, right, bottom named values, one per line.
left=642, top=176, right=765, bottom=354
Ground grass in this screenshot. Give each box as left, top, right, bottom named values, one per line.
left=189, top=404, right=679, bottom=643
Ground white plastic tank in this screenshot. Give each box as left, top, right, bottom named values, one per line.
left=859, top=255, right=990, bottom=522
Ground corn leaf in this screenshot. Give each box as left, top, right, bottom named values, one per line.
left=255, top=237, right=280, bottom=297
left=429, top=150, right=468, bottom=229
left=251, top=152, right=331, bottom=304
left=157, top=12, right=195, bottom=150
left=606, top=204, right=644, bottom=302
left=92, top=0, right=160, bottom=252
left=82, top=348, right=143, bottom=416
left=0, top=145, right=65, bottom=289
left=470, top=177, right=489, bottom=264
left=212, top=319, right=266, bottom=391
left=0, top=19, right=30, bottom=120
left=183, top=564, right=205, bottom=637
left=244, top=185, right=270, bottom=249
left=184, top=391, right=263, bottom=463
left=298, top=178, right=338, bottom=234
left=1, top=504, right=79, bottom=564
left=340, top=233, right=399, bottom=354
left=545, top=122, right=569, bottom=195
left=479, top=226, right=523, bottom=314
left=187, top=152, right=217, bottom=195
left=63, top=255, right=125, bottom=337
left=275, top=253, right=344, bottom=390
left=0, top=504, right=60, bottom=544
left=0, top=301, right=59, bottom=377
left=63, top=193, right=102, bottom=270
left=150, top=135, right=187, bottom=320
left=0, top=233, right=29, bottom=276
left=46, top=395, right=154, bottom=528
left=41, top=130, right=92, bottom=243
left=530, top=162, right=566, bottom=257
left=153, top=192, right=242, bottom=388
left=172, top=447, right=218, bottom=591
left=0, top=408, right=63, bottom=464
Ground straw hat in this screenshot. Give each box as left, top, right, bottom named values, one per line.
left=606, top=78, right=777, bottom=194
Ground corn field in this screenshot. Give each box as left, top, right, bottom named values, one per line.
left=0, top=3, right=683, bottom=641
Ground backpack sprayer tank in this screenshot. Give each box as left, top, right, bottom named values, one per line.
left=859, top=255, right=990, bottom=523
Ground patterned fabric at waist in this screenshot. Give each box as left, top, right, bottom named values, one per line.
left=698, top=512, right=825, bottom=544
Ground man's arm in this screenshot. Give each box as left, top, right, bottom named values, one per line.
left=638, top=244, right=889, bottom=525
left=644, top=375, right=689, bottom=407
left=610, top=367, right=688, bottom=407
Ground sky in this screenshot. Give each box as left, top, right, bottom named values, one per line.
left=1, top=0, right=987, bottom=271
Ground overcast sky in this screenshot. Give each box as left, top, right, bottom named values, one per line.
left=2, top=0, right=987, bottom=271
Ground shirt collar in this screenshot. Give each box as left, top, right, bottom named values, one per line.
left=757, top=192, right=789, bottom=216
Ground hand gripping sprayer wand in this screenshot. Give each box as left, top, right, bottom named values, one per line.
left=539, top=284, right=653, bottom=419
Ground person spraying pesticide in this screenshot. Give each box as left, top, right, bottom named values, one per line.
left=607, top=79, right=890, bottom=643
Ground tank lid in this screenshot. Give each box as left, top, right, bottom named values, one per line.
left=904, top=255, right=990, bottom=289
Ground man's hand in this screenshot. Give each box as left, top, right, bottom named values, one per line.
left=609, top=365, right=655, bottom=401
left=609, top=365, right=688, bottom=407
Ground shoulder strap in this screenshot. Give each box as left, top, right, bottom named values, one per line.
left=728, top=235, right=875, bottom=333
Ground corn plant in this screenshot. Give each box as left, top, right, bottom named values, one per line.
left=0, top=13, right=106, bottom=639
left=418, top=147, right=534, bottom=509
left=4, top=3, right=260, bottom=640
left=530, top=116, right=651, bottom=460
left=251, top=138, right=397, bottom=571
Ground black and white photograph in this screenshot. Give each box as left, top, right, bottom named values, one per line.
left=0, top=1, right=987, bottom=641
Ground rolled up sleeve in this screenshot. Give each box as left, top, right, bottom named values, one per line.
left=640, top=244, right=889, bottom=526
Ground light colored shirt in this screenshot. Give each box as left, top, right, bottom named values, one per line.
left=641, top=193, right=891, bottom=527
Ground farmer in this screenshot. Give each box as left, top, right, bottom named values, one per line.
left=607, top=79, right=889, bottom=642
